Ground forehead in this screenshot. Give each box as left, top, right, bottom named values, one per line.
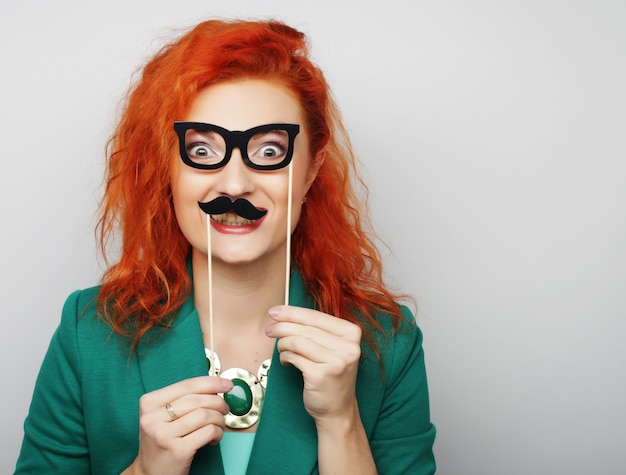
left=184, top=79, right=304, bottom=130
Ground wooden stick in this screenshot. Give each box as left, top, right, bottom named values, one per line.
left=207, top=216, right=216, bottom=376
left=284, top=162, right=293, bottom=306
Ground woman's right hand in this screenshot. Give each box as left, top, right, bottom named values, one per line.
left=122, top=376, right=233, bottom=475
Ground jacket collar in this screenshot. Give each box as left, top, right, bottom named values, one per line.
left=137, top=268, right=318, bottom=474
left=247, top=270, right=318, bottom=474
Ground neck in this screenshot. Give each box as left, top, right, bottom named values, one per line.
left=191, top=245, right=288, bottom=341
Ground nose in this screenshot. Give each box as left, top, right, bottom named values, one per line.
left=214, top=148, right=255, bottom=197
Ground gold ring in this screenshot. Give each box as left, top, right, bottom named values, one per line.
left=165, top=403, right=177, bottom=421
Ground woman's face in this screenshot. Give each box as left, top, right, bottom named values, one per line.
left=171, top=79, right=317, bottom=266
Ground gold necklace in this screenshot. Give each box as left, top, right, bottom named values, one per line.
left=205, top=348, right=271, bottom=429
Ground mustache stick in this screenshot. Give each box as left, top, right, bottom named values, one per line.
left=205, top=162, right=294, bottom=377
left=207, top=215, right=216, bottom=376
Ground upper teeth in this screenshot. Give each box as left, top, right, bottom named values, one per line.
left=211, top=212, right=254, bottom=226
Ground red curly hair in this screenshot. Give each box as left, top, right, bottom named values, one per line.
left=97, top=19, right=407, bottom=352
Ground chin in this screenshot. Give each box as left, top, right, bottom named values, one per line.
left=212, top=241, right=286, bottom=267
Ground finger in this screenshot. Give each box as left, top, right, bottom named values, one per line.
left=274, top=328, right=357, bottom=357
left=277, top=334, right=361, bottom=369
left=141, top=409, right=226, bottom=456
left=266, top=320, right=332, bottom=341
left=269, top=321, right=362, bottom=360
left=182, top=420, right=226, bottom=447
left=170, top=405, right=227, bottom=438
left=269, top=306, right=361, bottom=339
left=278, top=348, right=358, bottom=386
left=278, top=350, right=318, bottom=375
left=141, top=376, right=233, bottom=412
left=161, top=394, right=229, bottom=422
left=276, top=334, right=328, bottom=364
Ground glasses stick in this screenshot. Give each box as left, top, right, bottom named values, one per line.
left=285, top=162, right=293, bottom=306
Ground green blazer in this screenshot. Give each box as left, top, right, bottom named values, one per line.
left=16, top=270, right=435, bottom=474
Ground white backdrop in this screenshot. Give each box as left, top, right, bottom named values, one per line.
left=1, top=1, right=624, bottom=474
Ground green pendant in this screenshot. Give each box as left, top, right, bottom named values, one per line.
left=224, top=378, right=253, bottom=416
left=206, top=351, right=269, bottom=429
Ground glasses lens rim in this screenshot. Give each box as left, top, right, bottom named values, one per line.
left=174, top=122, right=300, bottom=171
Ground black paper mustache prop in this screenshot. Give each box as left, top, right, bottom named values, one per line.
left=198, top=196, right=268, bottom=220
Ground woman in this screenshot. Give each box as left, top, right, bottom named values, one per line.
left=16, top=19, right=436, bottom=474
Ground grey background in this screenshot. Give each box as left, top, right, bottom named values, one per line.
left=1, top=1, right=625, bottom=474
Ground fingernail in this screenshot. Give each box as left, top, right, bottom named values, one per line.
left=268, top=306, right=281, bottom=318
left=264, top=324, right=273, bottom=336
left=221, top=378, right=233, bottom=391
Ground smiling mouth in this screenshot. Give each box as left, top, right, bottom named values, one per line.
left=211, top=211, right=258, bottom=226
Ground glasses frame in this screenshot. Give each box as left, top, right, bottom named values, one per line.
left=173, top=122, right=300, bottom=171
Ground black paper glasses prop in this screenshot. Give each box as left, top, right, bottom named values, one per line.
left=174, top=122, right=300, bottom=171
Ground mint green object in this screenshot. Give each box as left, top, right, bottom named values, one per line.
left=220, top=432, right=255, bottom=475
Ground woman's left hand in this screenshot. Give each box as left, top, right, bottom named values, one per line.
left=264, top=305, right=362, bottom=423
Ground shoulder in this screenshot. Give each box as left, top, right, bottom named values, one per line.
left=61, top=286, right=100, bottom=318
left=367, top=304, right=424, bottom=366
left=392, top=305, right=424, bottom=356
left=356, top=303, right=430, bottom=417
left=55, top=286, right=101, bottom=335
left=54, top=285, right=125, bottom=356
left=52, top=286, right=140, bottom=392
left=357, top=304, right=427, bottom=394
left=382, top=305, right=427, bottom=387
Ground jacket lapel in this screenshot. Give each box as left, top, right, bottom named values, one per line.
left=247, top=270, right=319, bottom=474
left=136, top=303, right=206, bottom=392
left=248, top=353, right=318, bottom=474
left=136, top=291, right=225, bottom=474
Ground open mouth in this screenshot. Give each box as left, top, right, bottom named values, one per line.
left=211, top=211, right=257, bottom=226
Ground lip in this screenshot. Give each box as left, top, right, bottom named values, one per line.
left=210, top=214, right=266, bottom=235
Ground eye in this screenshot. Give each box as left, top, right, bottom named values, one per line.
left=259, top=144, right=283, bottom=158
left=249, top=142, right=287, bottom=164
left=188, top=143, right=214, bottom=158
left=248, top=130, right=290, bottom=165
left=183, top=129, right=226, bottom=165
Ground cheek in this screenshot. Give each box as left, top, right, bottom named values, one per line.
left=172, top=166, right=214, bottom=201
left=170, top=169, right=207, bottom=231
left=171, top=192, right=195, bottom=240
